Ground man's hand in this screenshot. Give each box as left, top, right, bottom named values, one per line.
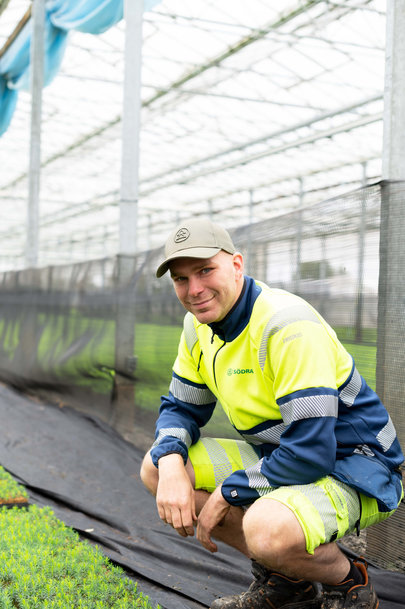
left=156, top=453, right=197, bottom=538
left=197, top=485, right=231, bottom=553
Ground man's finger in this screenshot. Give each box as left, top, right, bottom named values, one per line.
left=170, top=507, right=195, bottom=537
left=197, top=521, right=218, bottom=553
left=199, top=531, right=218, bottom=553
left=157, top=502, right=167, bottom=524
left=182, top=523, right=195, bottom=536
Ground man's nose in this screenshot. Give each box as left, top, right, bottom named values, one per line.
left=188, top=275, right=203, bottom=296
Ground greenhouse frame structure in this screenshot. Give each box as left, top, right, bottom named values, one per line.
left=0, top=0, right=405, bottom=572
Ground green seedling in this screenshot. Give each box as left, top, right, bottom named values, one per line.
left=0, top=466, right=28, bottom=506
left=0, top=505, right=159, bottom=608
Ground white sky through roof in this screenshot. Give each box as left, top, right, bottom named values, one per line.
left=0, top=0, right=387, bottom=269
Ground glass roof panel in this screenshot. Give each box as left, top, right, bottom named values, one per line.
left=0, top=0, right=387, bottom=268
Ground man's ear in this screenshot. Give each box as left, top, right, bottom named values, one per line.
left=232, top=252, right=244, bottom=279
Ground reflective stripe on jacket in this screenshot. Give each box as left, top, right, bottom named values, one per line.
left=151, top=276, right=404, bottom=510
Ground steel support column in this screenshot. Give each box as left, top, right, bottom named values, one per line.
left=114, top=0, right=144, bottom=436
left=26, top=0, right=46, bottom=268
left=372, top=0, right=405, bottom=566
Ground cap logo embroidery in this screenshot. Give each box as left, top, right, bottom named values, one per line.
left=174, top=228, right=190, bottom=243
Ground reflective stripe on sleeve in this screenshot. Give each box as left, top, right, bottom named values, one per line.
left=169, top=375, right=216, bottom=405
left=339, top=367, right=362, bottom=407
left=152, top=427, right=192, bottom=449
left=377, top=416, right=397, bottom=452
left=241, top=423, right=285, bottom=445
left=258, top=305, right=321, bottom=370
left=245, top=458, right=275, bottom=496
left=183, top=312, right=198, bottom=356
left=280, top=393, right=338, bottom=425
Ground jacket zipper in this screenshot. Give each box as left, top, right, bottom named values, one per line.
left=213, top=339, right=226, bottom=389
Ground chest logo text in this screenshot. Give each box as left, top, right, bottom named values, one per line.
left=227, top=368, right=254, bottom=376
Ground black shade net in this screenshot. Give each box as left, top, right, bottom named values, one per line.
left=0, top=180, right=404, bottom=588
left=0, top=383, right=404, bottom=609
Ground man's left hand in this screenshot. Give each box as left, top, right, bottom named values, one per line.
left=196, top=485, right=231, bottom=552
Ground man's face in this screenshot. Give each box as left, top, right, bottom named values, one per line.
left=169, top=251, right=244, bottom=324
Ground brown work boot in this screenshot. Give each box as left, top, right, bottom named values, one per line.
left=321, top=559, right=378, bottom=609
left=210, top=561, right=322, bottom=609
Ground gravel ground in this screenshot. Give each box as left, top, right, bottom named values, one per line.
left=340, top=529, right=367, bottom=557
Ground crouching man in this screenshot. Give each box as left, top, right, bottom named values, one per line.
left=141, top=217, right=404, bottom=609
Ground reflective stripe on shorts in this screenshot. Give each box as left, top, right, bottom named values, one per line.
left=188, top=437, right=400, bottom=554
left=188, top=437, right=259, bottom=493
left=258, top=476, right=398, bottom=554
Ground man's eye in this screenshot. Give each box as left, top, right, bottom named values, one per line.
left=201, top=268, right=212, bottom=275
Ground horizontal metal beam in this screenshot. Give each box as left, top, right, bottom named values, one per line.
left=140, top=95, right=381, bottom=188
left=140, top=111, right=382, bottom=195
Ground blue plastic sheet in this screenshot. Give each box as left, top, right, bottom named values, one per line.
left=0, top=0, right=160, bottom=136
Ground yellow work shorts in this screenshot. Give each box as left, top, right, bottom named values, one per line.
left=188, top=437, right=401, bottom=554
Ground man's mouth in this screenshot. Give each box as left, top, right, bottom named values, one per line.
left=190, top=296, right=214, bottom=308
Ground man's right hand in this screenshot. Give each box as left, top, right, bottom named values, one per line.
left=156, top=453, right=197, bottom=538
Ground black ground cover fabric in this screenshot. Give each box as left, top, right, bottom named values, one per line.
left=0, top=383, right=403, bottom=609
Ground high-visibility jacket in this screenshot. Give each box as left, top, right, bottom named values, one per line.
left=151, top=276, right=404, bottom=510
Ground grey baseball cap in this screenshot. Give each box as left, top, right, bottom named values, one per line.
left=156, top=217, right=236, bottom=278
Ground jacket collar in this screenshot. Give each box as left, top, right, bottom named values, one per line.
left=208, top=275, right=261, bottom=342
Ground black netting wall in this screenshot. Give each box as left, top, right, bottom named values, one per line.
left=0, top=180, right=403, bottom=570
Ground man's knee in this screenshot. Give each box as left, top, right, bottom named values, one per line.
left=243, top=498, right=306, bottom=568
left=140, top=451, right=158, bottom=495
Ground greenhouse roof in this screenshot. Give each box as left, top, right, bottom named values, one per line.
left=0, top=0, right=387, bottom=268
